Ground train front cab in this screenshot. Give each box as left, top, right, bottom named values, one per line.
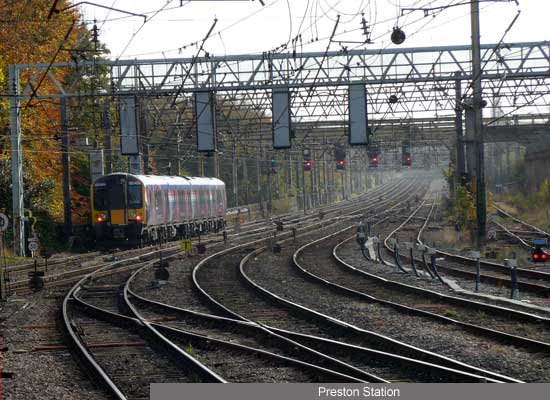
left=92, top=174, right=145, bottom=243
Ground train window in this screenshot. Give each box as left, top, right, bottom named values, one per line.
left=93, top=183, right=107, bottom=210
left=154, top=187, right=162, bottom=212
left=127, top=182, right=142, bottom=209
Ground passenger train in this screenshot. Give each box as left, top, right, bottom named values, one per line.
left=91, top=173, right=226, bottom=245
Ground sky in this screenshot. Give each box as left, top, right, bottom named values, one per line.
left=73, top=0, right=548, bottom=61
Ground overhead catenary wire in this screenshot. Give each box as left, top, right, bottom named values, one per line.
left=8, top=1, right=548, bottom=159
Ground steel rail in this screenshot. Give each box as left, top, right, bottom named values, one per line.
left=334, top=235, right=550, bottom=343
left=126, top=281, right=387, bottom=382
left=493, top=203, right=550, bottom=237
left=192, top=225, right=393, bottom=382
left=240, top=234, right=513, bottom=382
left=191, top=177, right=419, bottom=319
left=61, top=250, right=162, bottom=399
left=127, top=285, right=511, bottom=384
left=73, top=289, right=227, bottom=384
left=57, top=177, right=408, bottom=396
left=150, top=323, right=366, bottom=383
left=403, top=203, right=550, bottom=293
left=378, top=200, right=550, bottom=323
left=235, top=183, right=524, bottom=381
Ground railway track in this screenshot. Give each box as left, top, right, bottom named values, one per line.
left=192, top=178, right=522, bottom=382
left=336, top=219, right=550, bottom=349
left=273, top=195, right=550, bottom=381
left=62, top=246, right=225, bottom=400
left=5, top=175, right=404, bottom=297
left=129, top=281, right=490, bottom=383
left=121, top=177, right=416, bottom=316
left=125, top=276, right=374, bottom=383
left=419, top=213, right=550, bottom=310
left=59, top=177, right=429, bottom=397
left=378, top=197, right=550, bottom=318
left=491, top=203, right=550, bottom=272
left=377, top=197, right=550, bottom=299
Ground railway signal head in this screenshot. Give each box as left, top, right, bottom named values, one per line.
left=303, top=160, right=312, bottom=171
left=532, top=247, right=547, bottom=263
left=336, top=159, right=345, bottom=170
left=402, top=153, right=412, bottom=166
left=270, top=159, right=277, bottom=174
left=370, top=156, right=379, bottom=167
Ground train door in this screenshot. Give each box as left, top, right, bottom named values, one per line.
left=190, top=185, right=196, bottom=221
left=168, top=186, right=176, bottom=224
left=146, top=187, right=154, bottom=225
left=199, top=186, right=204, bottom=219
left=107, top=175, right=127, bottom=225
left=183, top=181, right=191, bottom=222
left=216, top=184, right=224, bottom=216
left=163, top=186, right=169, bottom=224
left=205, top=186, right=211, bottom=219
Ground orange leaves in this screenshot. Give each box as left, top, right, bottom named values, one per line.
left=0, top=1, right=81, bottom=66
left=0, top=1, right=90, bottom=221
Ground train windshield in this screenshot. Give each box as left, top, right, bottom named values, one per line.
left=108, top=177, right=126, bottom=209
left=93, top=182, right=107, bottom=210
left=128, top=181, right=143, bottom=208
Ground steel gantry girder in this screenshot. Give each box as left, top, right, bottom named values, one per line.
left=8, top=40, right=550, bottom=255
left=12, top=41, right=550, bottom=131
left=13, top=41, right=550, bottom=95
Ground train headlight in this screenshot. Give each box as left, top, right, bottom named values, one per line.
left=129, top=212, right=142, bottom=222
left=97, top=213, right=107, bottom=223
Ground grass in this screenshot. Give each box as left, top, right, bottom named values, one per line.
left=442, top=309, right=460, bottom=319
left=496, top=182, right=550, bottom=231
left=3, top=255, right=29, bottom=266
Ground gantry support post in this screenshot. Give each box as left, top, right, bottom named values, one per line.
left=60, top=96, right=72, bottom=237
left=471, top=0, right=487, bottom=245
left=103, top=98, right=113, bottom=174
left=455, top=73, right=465, bottom=184
left=9, top=64, right=25, bottom=257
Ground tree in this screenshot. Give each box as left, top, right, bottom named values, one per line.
left=0, top=1, right=109, bottom=247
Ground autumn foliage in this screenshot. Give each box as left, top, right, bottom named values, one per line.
left=0, top=1, right=101, bottom=246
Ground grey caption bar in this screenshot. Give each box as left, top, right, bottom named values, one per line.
left=151, top=383, right=550, bottom=400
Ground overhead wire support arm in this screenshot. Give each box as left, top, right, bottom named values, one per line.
left=180, top=0, right=264, bottom=4
left=401, top=0, right=517, bottom=17
left=170, top=18, right=218, bottom=108
left=460, top=9, right=521, bottom=103
left=304, top=15, right=340, bottom=106
left=49, top=1, right=147, bottom=21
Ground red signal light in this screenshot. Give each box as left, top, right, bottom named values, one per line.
left=372, top=157, right=378, bottom=163
left=534, top=253, right=540, bottom=260
left=542, top=253, right=547, bottom=260
left=306, top=161, right=311, bottom=167
left=406, top=156, right=411, bottom=161
left=339, top=160, right=345, bottom=166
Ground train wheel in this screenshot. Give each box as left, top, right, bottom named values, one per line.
left=140, top=231, right=149, bottom=248
left=157, top=229, right=163, bottom=245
